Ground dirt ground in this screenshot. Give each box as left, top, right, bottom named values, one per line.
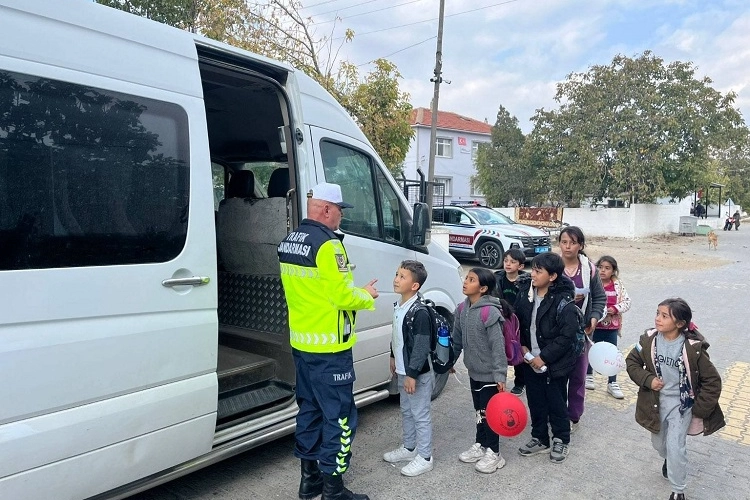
left=582, top=233, right=730, bottom=271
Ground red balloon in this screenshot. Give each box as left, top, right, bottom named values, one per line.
left=486, top=392, right=528, bottom=437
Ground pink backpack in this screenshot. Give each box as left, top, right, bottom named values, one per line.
left=457, top=303, right=524, bottom=365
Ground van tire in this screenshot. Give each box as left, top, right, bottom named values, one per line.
left=431, top=372, right=449, bottom=400
left=478, top=240, right=503, bottom=269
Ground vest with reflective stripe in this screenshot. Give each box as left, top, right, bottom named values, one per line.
left=278, top=219, right=375, bottom=353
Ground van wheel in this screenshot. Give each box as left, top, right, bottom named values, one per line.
left=478, top=241, right=503, bottom=269
left=431, top=372, right=449, bottom=400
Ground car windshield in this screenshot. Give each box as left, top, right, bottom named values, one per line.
left=465, top=208, right=516, bottom=225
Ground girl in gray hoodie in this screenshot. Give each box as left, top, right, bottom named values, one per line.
left=453, top=267, right=508, bottom=474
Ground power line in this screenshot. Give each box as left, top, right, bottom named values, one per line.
left=356, top=35, right=437, bottom=67
left=300, top=0, right=345, bottom=10
left=333, top=0, right=521, bottom=39
left=314, top=0, right=424, bottom=25
left=311, top=0, right=381, bottom=17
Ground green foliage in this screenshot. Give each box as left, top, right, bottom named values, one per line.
left=528, top=51, right=747, bottom=205
left=473, top=106, right=531, bottom=206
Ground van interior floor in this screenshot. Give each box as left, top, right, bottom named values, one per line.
left=216, top=345, right=294, bottom=425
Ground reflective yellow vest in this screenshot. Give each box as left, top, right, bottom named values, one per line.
left=278, top=219, right=375, bottom=353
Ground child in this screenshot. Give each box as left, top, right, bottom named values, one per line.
left=586, top=255, right=631, bottom=399
left=514, top=252, right=579, bottom=463
left=626, top=298, right=725, bottom=500
left=493, top=248, right=528, bottom=395
left=453, top=267, right=508, bottom=473
left=383, top=260, right=435, bottom=477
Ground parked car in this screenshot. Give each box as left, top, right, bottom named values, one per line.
left=433, top=205, right=551, bottom=268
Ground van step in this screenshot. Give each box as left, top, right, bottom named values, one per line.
left=217, top=346, right=276, bottom=395
left=217, top=381, right=295, bottom=424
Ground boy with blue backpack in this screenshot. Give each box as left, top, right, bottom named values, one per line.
left=383, top=260, right=435, bottom=477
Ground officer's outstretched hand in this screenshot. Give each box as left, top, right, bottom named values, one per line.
left=364, top=279, right=379, bottom=299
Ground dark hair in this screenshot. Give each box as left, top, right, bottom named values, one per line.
left=503, top=248, right=526, bottom=265
left=399, top=260, right=427, bottom=288
left=596, top=255, right=619, bottom=277
left=468, top=267, right=496, bottom=296
left=658, top=297, right=699, bottom=336
left=498, top=298, right=514, bottom=319
left=530, top=252, right=564, bottom=278
left=558, top=226, right=587, bottom=255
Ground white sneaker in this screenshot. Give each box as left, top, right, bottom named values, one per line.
left=474, top=448, right=506, bottom=473
left=400, top=455, right=434, bottom=477
left=607, top=382, right=624, bottom=399
left=458, top=443, right=485, bottom=463
left=383, top=445, right=418, bottom=463
left=585, top=374, right=595, bottom=390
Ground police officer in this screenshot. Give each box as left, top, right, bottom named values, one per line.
left=278, top=182, right=378, bottom=500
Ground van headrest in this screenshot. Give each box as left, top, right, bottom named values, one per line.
left=227, top=170, right=256, bottom=199
left=267, top=168, right=290, bottom=198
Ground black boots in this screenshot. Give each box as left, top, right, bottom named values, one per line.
left=321, top=473, right=369, bottom=500
left=299, top=459, right=323, bottom=500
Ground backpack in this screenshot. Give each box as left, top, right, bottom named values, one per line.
left=456, top=302, right=523, bottom=365
left=404, top=295, right=456, bottom=375
left=556, top=298, right=587, bottom=357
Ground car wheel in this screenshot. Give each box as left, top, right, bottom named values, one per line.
left=478, top=240, right=503, bottom=269
left=431, top=371, right=449, bottom=400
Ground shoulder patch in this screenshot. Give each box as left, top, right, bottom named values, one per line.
left=334, top=253, right=348, bottom=272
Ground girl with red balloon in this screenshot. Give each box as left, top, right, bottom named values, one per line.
left=452, top=268, right=509, bottom=474
left=513, top=252, right=581, bottom=463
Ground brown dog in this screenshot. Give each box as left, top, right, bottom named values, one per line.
left=708, top=230, right=718, bottom=250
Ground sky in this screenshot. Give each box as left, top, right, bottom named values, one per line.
left=301, top=0, right=750, bottom=133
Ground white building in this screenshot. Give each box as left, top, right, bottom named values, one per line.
left=403, top=107, right=492, bottom=206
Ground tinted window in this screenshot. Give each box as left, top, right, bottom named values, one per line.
left=0, top=70, right=189, bottom=270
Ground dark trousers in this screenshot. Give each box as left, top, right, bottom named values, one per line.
left=512, top=362, right=526, bottom=388
left=470, top=378, right=500, bottom=453
left=293, top=348, right=357, bottom=475
left=587, top=328, right=619, bottom=383
left=524, top=364, right=570, bottom=445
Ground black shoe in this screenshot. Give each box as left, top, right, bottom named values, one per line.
left=510, top=385, right=525, bottom=396
left=662, top=459, right=668, bottom=479
left=321, top=474, right=369, bottom=500
left=668, top=493, right=685, bottom=500
left=299, top=460, right=323, bottom=500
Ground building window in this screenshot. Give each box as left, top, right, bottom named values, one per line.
left=471, top=181, right=483, bottom=197
left=472, top=141, right=487, bottom=159
left=436, top=137, right=452, bottom=158
left=433, top=177, right=452, bottom=197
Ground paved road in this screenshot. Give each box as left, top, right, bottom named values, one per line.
left=131, top=229, right=750, bottom=500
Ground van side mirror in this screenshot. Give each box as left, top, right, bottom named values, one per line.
left=410, top=202, right=429, bottom=247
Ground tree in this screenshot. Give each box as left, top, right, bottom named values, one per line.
left=528, top=51, right=747, bottom=205
left=96, top=0, right=413, bottom=174
left=473, top=105, right=531, bottom=206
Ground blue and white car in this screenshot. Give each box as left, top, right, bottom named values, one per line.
left=433, top=205, right=551, bottom=269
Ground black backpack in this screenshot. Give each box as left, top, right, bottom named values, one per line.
left=556, top=298, right=587, bottom=357
left=403, top=295, right=457, bottom=374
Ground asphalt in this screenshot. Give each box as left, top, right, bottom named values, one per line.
left=131, top=227, right=750, bottom=500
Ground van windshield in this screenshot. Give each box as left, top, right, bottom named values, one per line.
left=465, top=208, right=516, bottom=225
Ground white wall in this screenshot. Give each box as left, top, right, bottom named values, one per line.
left=495, top=202, right=738, bottom=238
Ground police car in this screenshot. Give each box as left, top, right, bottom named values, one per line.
left=433, top=205, right=551, bottom=269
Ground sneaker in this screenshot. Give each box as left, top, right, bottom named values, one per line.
left=458, top=443, right=485, bottom=463
left=585, top=374, right=595, bottom=390
left=474, top=448, right=506, bottom=473
left=510, top=385, right=525, bottom=396
left=662, top=459, right=668, bottom=479
left=549, top=438, right=569, bottom=463
left=400, top=455, right=434, bottom=477
left=518, top=438, right=550, bottom=456
left=607, top=382, right=624, bottom=399
left=668, top=493, right=686, bottom=500
left=570, top=420, right=579, bottom=433
left=383, top=445, right=418, bottom=463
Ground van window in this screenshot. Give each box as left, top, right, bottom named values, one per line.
left=0, top=70, right=189, bottom=270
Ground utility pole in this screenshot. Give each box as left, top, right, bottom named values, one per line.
left=426, top=0, right=446, bottom=212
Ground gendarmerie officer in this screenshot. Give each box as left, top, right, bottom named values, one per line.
left=278, top=182, right=378, bottom=500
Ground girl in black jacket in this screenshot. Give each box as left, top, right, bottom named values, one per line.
left=514, top=252, right=580, bottom=463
